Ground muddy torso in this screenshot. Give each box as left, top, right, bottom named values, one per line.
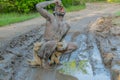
left=41, top=17, right=70, bottom=60
left=44, top=17, right=69, bottom=41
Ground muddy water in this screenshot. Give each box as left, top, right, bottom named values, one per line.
left=0, top=27, right=79, bottom=80
left=0, top=24, right=111, bottom=80
left=58, top=33, right=111, bottom=80
left=1, top=17, right=119, bottom=80
left=26, top=68, right=77, bottom=80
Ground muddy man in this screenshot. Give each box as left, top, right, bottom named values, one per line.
left=28, top=0, right=78, bottom=67
left=36, top=0, right=70, bottom=41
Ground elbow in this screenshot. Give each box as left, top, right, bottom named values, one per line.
left=36, top=3, right=42, bottom=10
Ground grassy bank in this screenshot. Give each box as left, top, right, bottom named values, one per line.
left=0, top=13, right=40, bottom=27
left=66, top=5, right=85, bottom=12
left=115, top=11, right=120, bottom=16
left=0, top=5, right=85, bottom=27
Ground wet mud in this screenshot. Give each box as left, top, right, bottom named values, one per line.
left=0, top=26, right=79, bottom=80
left=89, top=16, right=120, bottom=80
left=0, top=16, right=120, bottom=80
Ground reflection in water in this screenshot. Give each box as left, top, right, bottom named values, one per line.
left=11, top=32, right=111, bottom=80
left=59, top=33, right=111, bottom=80
left=58, top=60, right=88, bottom=75
left=27, top=68, right=78, bottom=80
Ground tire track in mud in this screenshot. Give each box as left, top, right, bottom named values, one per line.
left=0, top=16, right=110, bottom=80
left=0, top=26, right=45, bottom=80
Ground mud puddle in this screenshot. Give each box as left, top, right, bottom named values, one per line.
left=26, top=68, right=77, bottom=80
left=0, top=26, right=79, bottom=80
left=0, top=16, right=120, bottom=80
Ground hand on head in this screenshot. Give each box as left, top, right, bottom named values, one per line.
left=54, top=0, right=61, bottom=5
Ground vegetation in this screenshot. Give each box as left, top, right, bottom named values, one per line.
left=1, top=0, right=118, bottom=26
left=0, top=5, right=85, bottom=26
left=0, top=0, right=87, bottom=26
left=0, top=13, right=40, bottom=26
left=66, top=5, right=85, bottom=12
left=107, top=0, right=120, bottom=2
left=0, top=0, right=106, bottom=13
left=115, top=11, right=120, bottom=16
left=0, top=0, right=44, bottom=13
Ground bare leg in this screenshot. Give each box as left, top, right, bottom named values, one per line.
left=64, top=42, right=78, bottom=53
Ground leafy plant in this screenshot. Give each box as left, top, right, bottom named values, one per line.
left=107, top=0, right=120, bottom=2
left=0, top=0, right=45, bottom=13
left=0, top=0, right=86, bottom=13
left=0, top=0, right=107, bottom=13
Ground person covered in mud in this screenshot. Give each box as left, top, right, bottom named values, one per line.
left=36, top=0, right=70, bottom=41
left=28, top=0, right=78, bottom=67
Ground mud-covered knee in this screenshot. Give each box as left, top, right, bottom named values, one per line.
left=56, top=41, right=67, bottom=51
left=67, top=42, right=78, bottom=51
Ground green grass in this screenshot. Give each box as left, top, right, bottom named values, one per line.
left=66, top=5, right=86, bottom=12
left=115, top=11, right=120, bottom=16
left=0, top=5, right=85, bottom=27
left=0, top=13, right=40, bottom=27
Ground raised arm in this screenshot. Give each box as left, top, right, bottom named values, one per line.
left=36, top=1, right=55, bottom=21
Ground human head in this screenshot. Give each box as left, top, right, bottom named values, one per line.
left=53, top=0, right=65, bottom=17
